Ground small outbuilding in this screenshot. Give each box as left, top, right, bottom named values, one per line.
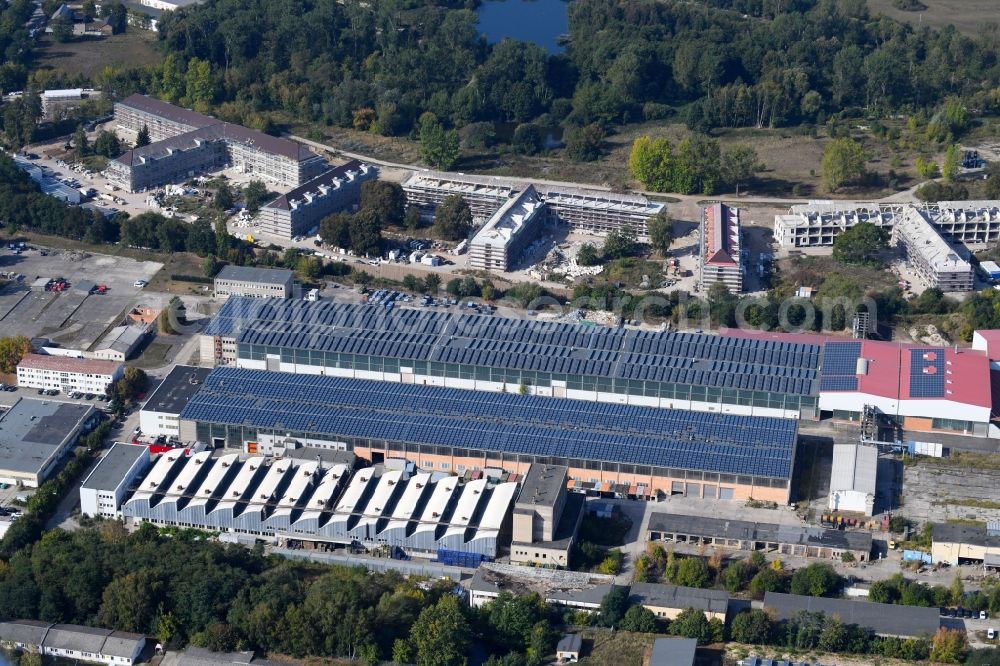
left=556, top=634, right=582, bottom=663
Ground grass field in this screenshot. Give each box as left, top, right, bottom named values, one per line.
left=867, top=0, right=993, bottom=36
left=35, top=31, right=161, bottom=79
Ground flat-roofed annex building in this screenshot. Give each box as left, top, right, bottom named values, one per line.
left=0, top=398, right=98, bottom=487
left=510, top=464, right=584, bottom=567
left=200, top=297, right=822, bottom=420
left=108, top=94, right=326, bottom=192
left=16, top=353, right=123, bottom=394
left=931, top=522, right=1000, bottom=566
left=214, top=266, right=294, bottom=299
left=647, top=512, right=872, bottom=562
left=629, top=582, right=729, bottom=622
left=0, top=622, right=145, bottom=666
left=178, top=367, right=800, bottom=503
left=257, top=160, right=376, bottom=240
left=139, top=365, right=212, bottom=438
left=80, top=443, right=151, bottom=518
left=763, top=592, right=939, bottom=638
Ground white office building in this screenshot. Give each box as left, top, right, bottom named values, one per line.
left=16, top=354, right=123, bottom=394
left=80, top=443, right=151, bottom=518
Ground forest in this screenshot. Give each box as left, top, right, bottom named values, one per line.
left=83, top=0, right=1000, bottom=142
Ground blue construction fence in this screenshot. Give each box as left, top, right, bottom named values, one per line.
left=435, top=549, right=490, bottom=568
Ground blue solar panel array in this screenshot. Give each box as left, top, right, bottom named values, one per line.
left=908, top=348, right=946, bottom=398
left=181, top=367, right=799, bottom=480
left=818, top=341, right=861, bottom=393
left=206, top=298, right=822, bottom=396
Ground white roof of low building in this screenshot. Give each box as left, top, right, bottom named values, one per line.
left=830, top=443, right=877, bottom=495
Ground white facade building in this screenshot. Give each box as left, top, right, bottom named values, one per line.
left=16, top=354, right=123, bottom=394
left=80, top=443, right=151, bottom=518
left=828, top=443, right=877, bottom=515
left=139, top=365, right=211, bottom=438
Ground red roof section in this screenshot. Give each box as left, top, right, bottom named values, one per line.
left=703, top=203, right=738, bottom=266
left=17, top=353, right=122, bottom=376
left=975, top=329, right=1000, bottom=361
left=855, top=340, right=990, bottom=408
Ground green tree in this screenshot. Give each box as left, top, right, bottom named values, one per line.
left=564, top=124, right=605, bottom=162
left=349, top=209, right=383, bottom=256
left=674, top=134, right=721, bottom=195
left=93, top=131, right=122, bottom=158
left=185, top=58, right=214, bottom=111
left=98, top=569, right=162, bottom=633
left=949, top=573, right=965, bottom=606
left=214, top=183, right=234, bottom=211
left=748, top=568, right=785, bottom=597
left=404, top=207, right=422, bottom=231
left=818, top=615, right=847, bottom=652
left=82, top=0, right=96, bottom=18
left=511, top=124, right=543, bottom=155
left=0, top=336, right=32, bottom=373
left=74, top=124, right=89, bottom=158
left=619, top=605, right=659, bottom=633
left=832, top=222, right=889, bottom=266
left=930, top=627, right=968, bottom=664
left=484, top=592, right=546, bottom=651
left=790, top=563, right=842, bottom=598
left=670, top=607, right=713, bottom=644
left=360, top=181, right=407, bottom=227
left=720, top=560, right=755, bottom=593
left=673, top=557, right=711, bottom=588
left=433, top=194, right=473, bottom=241
left=136, top=124, right=151, bottom=148
left=577, top=243, right=601, bottom=266
left=602, top=226, right=637, bottom=259
left=942, top=144, right=960, bottom=182
left=647, top=211, right=673, bottom=255
left=821, top=138, right=866, bottom=192
left=410, top=595, right=471, bottom=666
left=598, top=586, right=628, bottom=627
left=392, top=639, right=415, bottom=665
left=243, top=180, right=270, bottom=214
left=424, top=274, right=441, bottom=294
left=419, top=117, right=460, bottom=170
left=19, top=651, right=42, bottom=666
left=51, top=17, right=73, bottom=43
left=629, top=136, right=673, bottom=192
left=722, top=144, right=764, bottom=195
left=729, top=609, right=771, bottom=644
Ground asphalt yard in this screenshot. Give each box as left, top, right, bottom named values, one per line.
left=0, top=245, right=162, bottom=350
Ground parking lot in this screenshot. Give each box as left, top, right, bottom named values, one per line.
left=0, top=245, right=162, bottom=350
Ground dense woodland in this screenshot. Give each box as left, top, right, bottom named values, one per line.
left=83, top=0, right=1000, bottom=139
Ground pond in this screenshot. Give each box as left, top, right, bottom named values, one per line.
left=476, top=0, right=571, bottom=54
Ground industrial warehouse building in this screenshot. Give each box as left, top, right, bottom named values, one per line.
left=200, top=297, right=821, bottom=420
left=401, top=171, right=664, bottom=239
left=510, top=464, right=584, bottom=567
left=214, top=266, right=294, bottom=299
left=107, top=94, right=327, bottom=192
left=699, top=203, right=743, bottom=293
left=646, top=512, right=873, bottom=562
left=0, top=622, right=145, bottom=666
left=763, top=592, right=939, bottom=638
left=629, top=582, right=729, bottom=622
left=80, top=443, right=151, bottom=519
left=828, top=443, right=877, bottom=515
left=177, top=367, right=799, bottom=503
left=0, top=398, right=98, bottom=487
left=139, top=365, right=212, bottom=438
left=257, top=160, right=376, bottom=239
left=16, top=354, right=122, bottom=394
left=931, top=521, right=1000, bottom=566
left=113, top=447, right=520, bottom=559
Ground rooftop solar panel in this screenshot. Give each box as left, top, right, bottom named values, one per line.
left=183, top=368, right=798, bottom=480
left=908, top=348, right=946, bottom=398
left=209, top=298, right=822, bottom=397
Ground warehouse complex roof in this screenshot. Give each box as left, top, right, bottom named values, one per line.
left=81, top=443, right=148, bottom=491
left=205, top=298, right=821, bottom=396
left=143, top=365, right=212, bottom=415
left=763, top=592, right=939, bottom=638
left=630, top=582, right=729, bottom=615
left=215, top=266, right=294, bottom=286
left=180, top=367, right=799, bottom=479
left=0, top=398, right=95, bottom=476
left=932, top=522, right=1000, bottom=548
left=647, top=512, right=873, bottom=553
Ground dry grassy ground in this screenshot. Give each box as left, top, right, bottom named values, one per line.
left=35, top=31, right=161, bottom=79
left=867, top=0, right=996, bottom=36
